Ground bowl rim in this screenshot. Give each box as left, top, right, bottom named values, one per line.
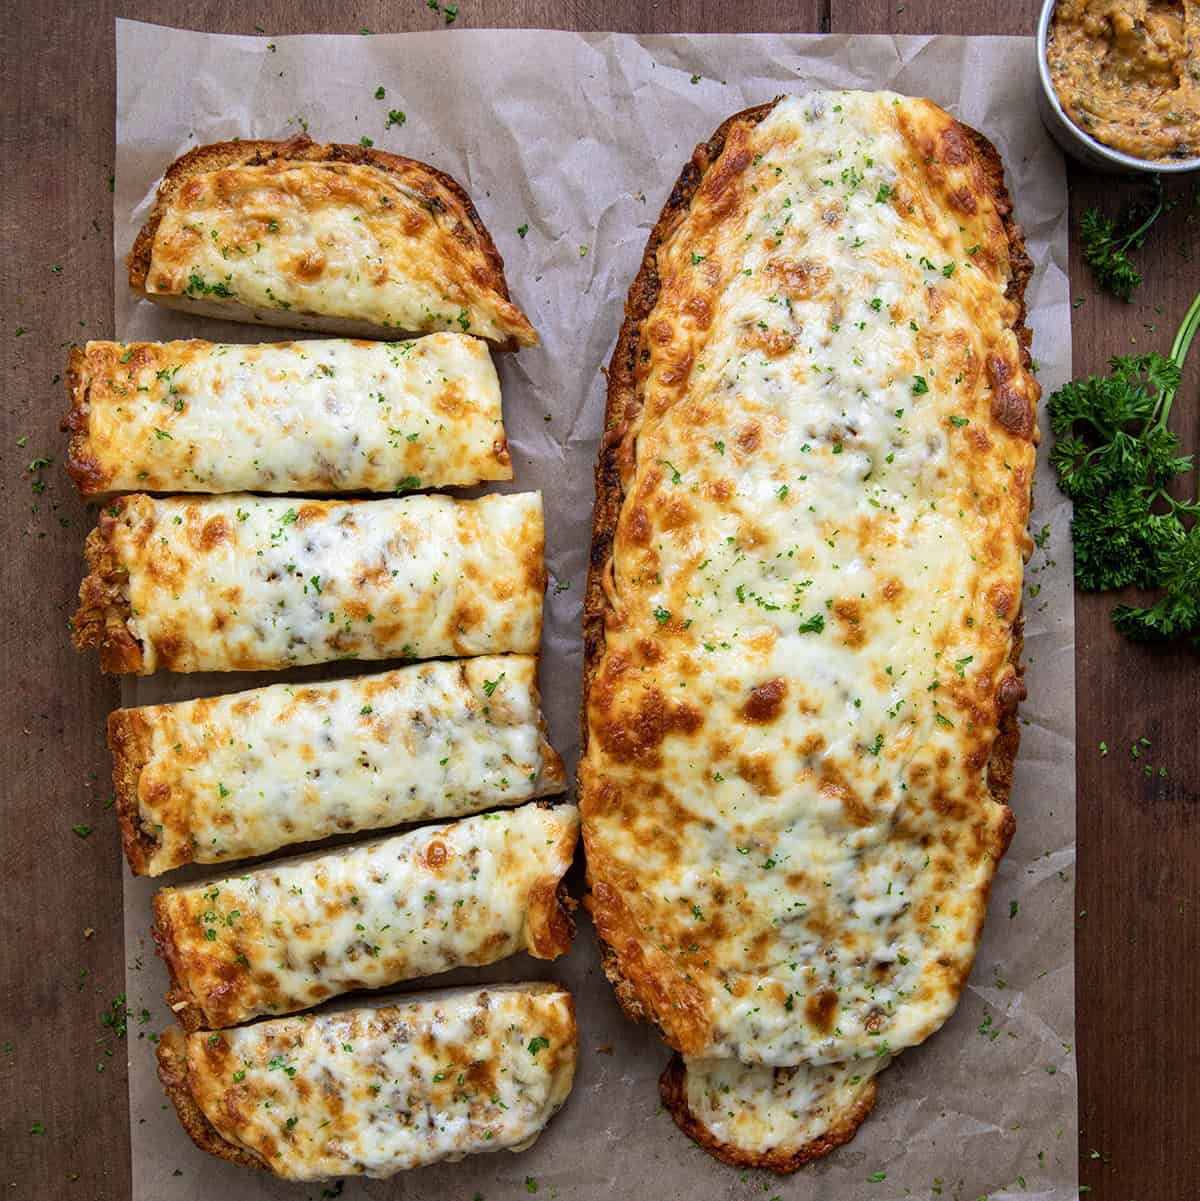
left=1036, top=0, right=1200, bottom=174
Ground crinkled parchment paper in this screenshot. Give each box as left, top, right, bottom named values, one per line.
left=113, top=19, right=1077, bottom=1200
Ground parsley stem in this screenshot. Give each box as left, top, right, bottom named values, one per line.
left=1117, top=188, right=1164, bottom=253
left=1165, top=288, right=1200, bottom=402
left=1162, top=288, right=1200, bottom=503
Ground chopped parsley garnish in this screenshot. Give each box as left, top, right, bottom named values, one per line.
left=184, top=271, right=235, bottom=298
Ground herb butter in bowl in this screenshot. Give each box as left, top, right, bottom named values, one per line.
left=1037, top=0, right=1200, bottom=174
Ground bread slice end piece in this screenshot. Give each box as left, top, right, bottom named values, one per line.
left=659, top=1054, right=885, bottom=1173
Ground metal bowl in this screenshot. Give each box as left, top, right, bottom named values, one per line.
left=1036, top=0, right=1200, bottom=175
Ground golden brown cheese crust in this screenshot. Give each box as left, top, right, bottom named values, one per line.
left=63, top=335, right=511, bottom=497
left=109, top=657, right=565, bottom=876
left=157, top=985, right=578, bottom=1180
left=70, top=492, right=545, bottom=675
left=153, top=802, right=579, bottom=1032
left=579, top=93, right=1036, bottom=1169
left=128, top=136, right=536, bottom=349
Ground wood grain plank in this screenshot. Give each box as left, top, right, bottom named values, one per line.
left=1065, top=171, right=1200, bottom=1201
left=0, top=5, right=128, bottom=1200
left=832, top=0, right=1035, bottom=36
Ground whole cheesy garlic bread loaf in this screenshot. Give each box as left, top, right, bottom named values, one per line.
left=158, top=983, right=577, bottom=1180
left=71, top=491, right=545, bottom=674
left=579, top=90, right=1038, bottom=1169
left=64, top=334, right=511, bottom=496
left=111, top=655, right=564, bottom=875
left=154, top=802, right=579, bottom=1030
left=128, top=136, right=537, bottom=348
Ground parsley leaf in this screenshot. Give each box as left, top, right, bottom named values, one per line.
left=1079, top=174, right=1164, bottom=301
left=1048, top=289, right=1200, bottom=643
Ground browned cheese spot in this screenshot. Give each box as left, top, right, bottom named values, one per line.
left=950, top=185, right=978, bottom=215
left=289, top=248, right=327, bottom=283
left=736, top=421, right=762, bottom=453
left=805, top=988, right=839, bottom=1034
left=593, top=684, right=703, bottom=767
left=765, top=257, right=832, bottom=301
left=402, top=208, right=428, bottom=237
left=198, top=515, right=230, bottom=551
left=986, top=353, right=1034, bottom=439
left=737, top=753, right=780, bottom=796
left=821, top=767, right=872, bottom=828
left=435, top=381, right=467, bottom=417
left=989, top=582, right=1015, bottom=620
left=684, top=294, right=713, bottom=329
left=422, top=839, right=453, bottom=872
left=832, top=598, right=866, bottom=648
left=659, top=497, right=696, bottom=532
left=741, top=678, right=787, bottom=723
left=637, top=638, right=664, bottom=665
left=706, top=478, right=734, bottom=503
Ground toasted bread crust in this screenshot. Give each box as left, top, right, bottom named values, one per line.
left=62, top=347, right=110, bottom=494
left=156, top=1028, right=268, bottom=1173
left=127, top=135, right=534, bottom=350
left=579, top=97, right=1036, bottom=1169
left=70, top=509, right=143, bottom=673
left=152, top=893, right=206, bottom=1033
left=107, top=707, right=157, bottom=875
left=658, top=1056, right=880, bottom=1173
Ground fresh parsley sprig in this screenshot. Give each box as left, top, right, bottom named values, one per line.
left=1048, top=289, right=1200, bottom=643
left=1079, top=174, right=1164, bottom=301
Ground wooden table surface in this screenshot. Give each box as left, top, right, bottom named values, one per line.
left=2, top=3, right=1196, bottom=1198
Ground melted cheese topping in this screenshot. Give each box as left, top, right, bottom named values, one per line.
left=179, top=983, right=576, bottom=1180
left=679, top=1056, right=884, bottom=1156
left=144, top=158, right=535, bottom=344
left=114, top=656, right=564, bottom=875
left=155, top=803, right=579, bottom=1029
left=67, top=335, right=509, bottom=495
left=582, top=92, right=1037, bottom=1068
left=81, top=491, right=544, bottom=673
